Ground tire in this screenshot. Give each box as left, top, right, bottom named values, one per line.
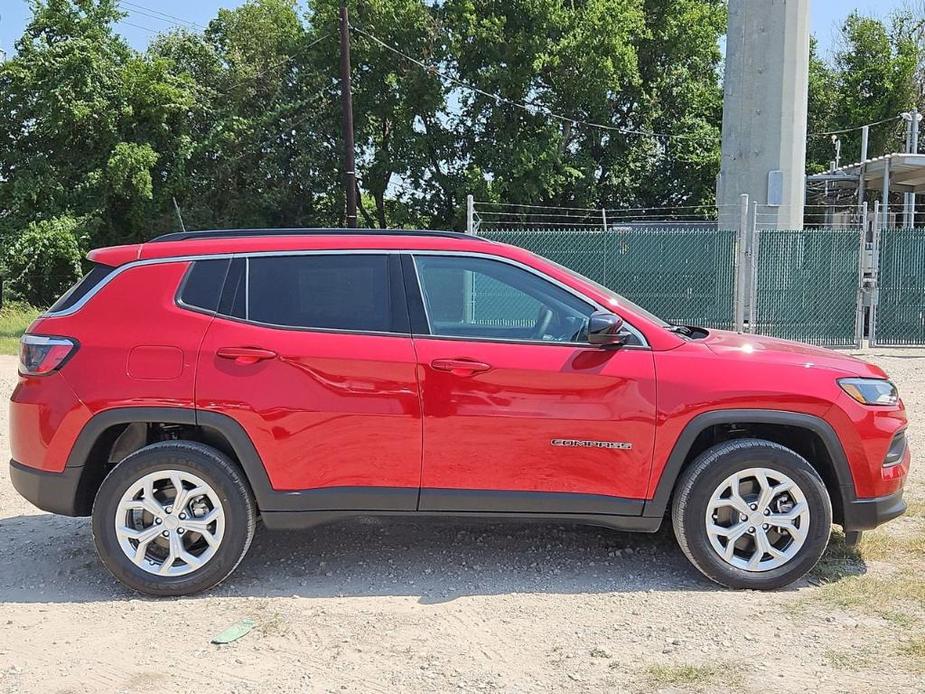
left=671, top=438, right=832, bottom=590
left=92, top=441, right=256, bottom=597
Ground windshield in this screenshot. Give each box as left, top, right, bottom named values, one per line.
left=543, top=258, right=672, bottom=328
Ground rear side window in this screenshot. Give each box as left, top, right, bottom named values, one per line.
left=178, top=258, right=230, bottom=312
left=48, top=263, right=116, bottom=313
left=243, top=254, right=393, bottom=332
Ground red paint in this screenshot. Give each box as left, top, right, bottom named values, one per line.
left=196, top=319, right=422, bottom=492
left=8, top=232, right=910, bottom=509
left=414, top=338, right=657, bottom=498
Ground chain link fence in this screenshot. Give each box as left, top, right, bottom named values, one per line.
left=751, top=228, right=864, bottom=347
left=469, top=199, right=925, bottom=348
left=871, top=227, right=925, bottom=346
left=479, top=227, right=737, bottom=329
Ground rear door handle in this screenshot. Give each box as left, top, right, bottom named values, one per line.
left=430, top=358, right=492, bottom=376
left=217, top=347, right=278, bottom=365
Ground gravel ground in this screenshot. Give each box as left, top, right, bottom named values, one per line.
left=0, top=349, right=923, bottom=693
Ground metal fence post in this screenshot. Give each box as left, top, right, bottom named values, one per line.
left=466, top=194, right=475, bottom=235
left=747, top=202, right=759, bottom=332
left=854, top=218, right=866, bottom=348
left=734, top=194, right=749, bottom=332
left=869, top=200, right=881, bottom=346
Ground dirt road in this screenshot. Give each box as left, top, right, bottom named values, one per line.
left=1, top=350, right=923, bottom=693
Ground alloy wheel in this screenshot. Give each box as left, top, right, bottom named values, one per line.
left=704, top=467, right=810, bottom=572
left=114, top=470, right=225, bottom=576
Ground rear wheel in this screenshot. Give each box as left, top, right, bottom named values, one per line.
left=92, top=441, right=256, bottom=596
left=671, top=438, right=832, bottom=590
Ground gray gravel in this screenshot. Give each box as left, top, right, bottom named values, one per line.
left=0, top=350, right=922, bottom=693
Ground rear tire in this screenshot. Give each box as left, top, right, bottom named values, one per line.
left=92, top=441, right=256, bottom=597
left=671, top=438, right=832, bottom=590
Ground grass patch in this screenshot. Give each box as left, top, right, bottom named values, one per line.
left=905, top=498, right=925, bottom=519
left=812, top=528, right=925, bottom=582
left=644, top=663, right=740, bottom=689
left=0, top=301, right=41, bottom=355
left=811, top=531, right=865, bottom=582
left=899, top=636, right=925, bottom=670
left=823, top=649, right=873, bottom=672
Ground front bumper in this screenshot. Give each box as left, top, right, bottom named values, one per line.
left=841, top=487, right=907, bottom=531
left=9, top=459, right=84, bottom=516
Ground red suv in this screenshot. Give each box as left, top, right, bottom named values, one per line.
left=9, top=229, right=910, bottom=595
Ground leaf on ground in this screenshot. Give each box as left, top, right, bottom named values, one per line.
left=211, top=618, right=255, bottom=644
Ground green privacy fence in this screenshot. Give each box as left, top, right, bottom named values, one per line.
left=479, top=227, right=738, bottom=329
left=872, top=227, right=925, bottom=346
left=752, top=228, right=863, bottom=347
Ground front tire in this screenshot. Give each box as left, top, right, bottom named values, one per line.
left=92, top=441, right=256, bottom=597
left=671, top=438, right=832, bottom=590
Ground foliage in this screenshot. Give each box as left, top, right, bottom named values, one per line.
left=2, top=216, right=85, bottom=307
left=0, top=0, right=729, bottom=240
left=0, top=0, right=922, bottom=245
left=0, top=302, right=42, bottom=356
left=807, top=9, right=922, bottom=171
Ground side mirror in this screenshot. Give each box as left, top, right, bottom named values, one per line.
left=587, top=310, right=625, bottom=347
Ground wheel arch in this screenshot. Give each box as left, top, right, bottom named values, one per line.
left=65, top=407, right=276, bottom=515
left=644, top=409, right=855, bottom=523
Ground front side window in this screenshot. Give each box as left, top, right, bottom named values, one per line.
left=240, top=254, right=393, bottom=332
left=413, top=255, right=596, bottom=343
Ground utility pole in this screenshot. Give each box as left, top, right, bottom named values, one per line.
left=339, top=0, right=358, bottom=228
left=902, top=107, right=921, bottom=228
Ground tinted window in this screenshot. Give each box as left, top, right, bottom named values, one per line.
left=245, top=254, right=392, bottom=332
left=48, top=263, right=115, bottom=313
left=413, top=255, right=595, bottom=342
left=178, top=258, right=230, bottom=312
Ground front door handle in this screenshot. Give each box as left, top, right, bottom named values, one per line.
left=217, top=347, right=278, bottom=365
left=430, top=358, right=492, bottom=376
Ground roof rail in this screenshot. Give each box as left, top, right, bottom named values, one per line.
left=149, top=228, right=486, bottom=243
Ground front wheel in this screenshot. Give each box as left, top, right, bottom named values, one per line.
left=671, top=438, right=832, bottom=590
left=92, top=441, right=256, bottom=596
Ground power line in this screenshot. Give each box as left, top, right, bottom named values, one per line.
left=117, top=19, right=161, bottom=35
left=120, top=6, right=198, bottom=31
left=808, top=115, right=902, bottom=138
left=119, top=1, right=205, bottom=30
left=351, top=24, right=719, bottom=143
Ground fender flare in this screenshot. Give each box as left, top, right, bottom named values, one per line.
left=67, top=406, right=278, bottom=511
left=642, top=409, right=855, bottom=518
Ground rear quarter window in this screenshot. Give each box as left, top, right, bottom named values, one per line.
left=178, top=258, right=231, bottom=313
left=48, top=263, right=116, bottom=313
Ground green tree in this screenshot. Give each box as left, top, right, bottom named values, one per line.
left=806, top=11, right=921, bottom=172
left=2, top=216, right=84, bottom=306
left=442, top=0, right=724, bottom=217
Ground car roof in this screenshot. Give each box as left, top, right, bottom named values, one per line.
left=149, top=228, right=485, bottom=244
left=88, top=228, right=494, bottom=266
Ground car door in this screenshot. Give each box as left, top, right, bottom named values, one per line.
left=407, top=252, right=658, bottom=515
left=195, top=252, right=422, bottom=510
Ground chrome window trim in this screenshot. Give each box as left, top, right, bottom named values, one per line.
left=42, top=248, right=650, bottom=348
left=409, top=252, right=650, bottom=348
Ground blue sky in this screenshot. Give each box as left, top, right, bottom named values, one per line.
left=0, top=0, right=914, bottom=59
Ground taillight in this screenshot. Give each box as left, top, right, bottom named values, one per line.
left=19, top=335, right=78, bottom=376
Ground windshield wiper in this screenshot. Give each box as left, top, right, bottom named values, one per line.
left=666, top=324, right=694, bottom=336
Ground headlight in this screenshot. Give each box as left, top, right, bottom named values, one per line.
left=838, top=378, right=899, bottom=406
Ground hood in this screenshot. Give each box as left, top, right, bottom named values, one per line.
left=700, top=329, right=887, bottom=378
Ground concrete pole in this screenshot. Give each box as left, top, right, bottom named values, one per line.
left=717, top=0, right=811, bottom=231
left=465, top=194, right=475, bottom=234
